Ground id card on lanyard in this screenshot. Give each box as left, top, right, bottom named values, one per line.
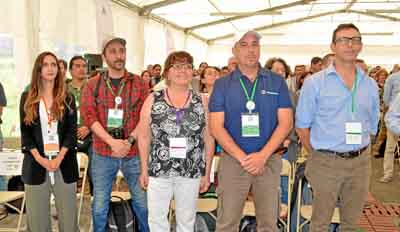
left=345, top=72, right=362, bottom=145
left=241, top=113, right=260, bottom=137
left=41, top=99, right=59, bottom=186
left=105, top=76, right=125, bottom=128
left=239, top=76, right=260, bottom=137
left=166, top=89, right=191, bottom=159
left=40, top=99, right=60, bottom=154
left=107, top=109, right=123, bottom=128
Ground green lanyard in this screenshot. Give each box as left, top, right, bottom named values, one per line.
left=239, top=77, right=258, bottom=103
left=105, top=78, right=126, bottom=98
left=351, top=73, right=359, bottom=116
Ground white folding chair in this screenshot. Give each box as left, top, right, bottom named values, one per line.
left=280, top=159, right=293, bottom=232
left=76, top=152, right=89, bottom=224
left=0, top=151, right=25, bottom=232
left=115, top=170, right=124, bottom=191
left=296, top=176, right=340, bottom=232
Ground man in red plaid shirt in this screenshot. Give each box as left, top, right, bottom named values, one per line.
left=81, top=36, right=149, bottom=232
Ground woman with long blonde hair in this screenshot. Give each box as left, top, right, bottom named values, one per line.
left=20, top=51, right=79, bottom=232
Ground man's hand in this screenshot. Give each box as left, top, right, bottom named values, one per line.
left=241, top=152, right=268, bottom=176
left=77, top=126, right=90, bottom=140
left=139, top=172, right=149, bottom=190
left=109, top=139, right=131, bottom=158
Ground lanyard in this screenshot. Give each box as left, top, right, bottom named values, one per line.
left=41, top=97, right=54, bottom=128
left=166, top=89, right=191, bottom=126
left=351, top=72, right=359, bottom=116
left=239, top=77, right=258, bottom=103
left=105, top=77, right=126, bottom=98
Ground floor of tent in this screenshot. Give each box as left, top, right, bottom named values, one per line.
left=0, top=156, right=399, bottom=232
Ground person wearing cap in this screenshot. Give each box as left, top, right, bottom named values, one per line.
left=296, top=23, right=379, bottom=231
left=80, top=36, right=150, bottom=232
left=209, top=30, right=293, bottom=231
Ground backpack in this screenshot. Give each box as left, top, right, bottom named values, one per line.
left=239, top=216, right=257, bottom=232
left=107, top=196, right=139, bottom=232
left=6, top=176, right=26, bottom=214
left=194, top=213, right=210, bottom=232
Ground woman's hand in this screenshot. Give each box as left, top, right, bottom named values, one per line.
left=199, top=176, right=210, bottom=193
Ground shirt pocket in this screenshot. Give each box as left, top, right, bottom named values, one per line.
left=317, top=94, right=343, bottom=117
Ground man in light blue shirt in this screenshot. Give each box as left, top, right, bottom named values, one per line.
left=382, top=92, right=400, bottom=182
left=380, top=71, right=400, bottom=182
left=383, top=71, right=400, bottom=107
left=385, top=93, right=400, bottom=135
left=296, top=23, right=379, bottom=232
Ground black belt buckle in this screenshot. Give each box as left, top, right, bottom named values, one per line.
left=337, top=147, right=367, bottom=159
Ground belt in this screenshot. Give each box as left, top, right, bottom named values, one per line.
left=317, top=146, right=368, bottom=159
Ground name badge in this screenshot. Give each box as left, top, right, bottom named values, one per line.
left=44, top=135, right=59, bottom=155
left=169, top=137, right=187, bottom=159
left=44, top=121, right=59, bottom=154
left=107, top=109, right=123, bottom=128
left=345, top=122, right=362, bottom=145
left=241, top=113, right=260, bottom=137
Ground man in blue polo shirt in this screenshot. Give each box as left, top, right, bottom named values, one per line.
left=209, top=30, right=293, bottom=232
left=296, top=23, right=379, bottom=232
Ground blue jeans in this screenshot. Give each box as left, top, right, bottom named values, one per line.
left=0, top=176, right=7, bottom=191
left=91, top=152, right=149, bottom=232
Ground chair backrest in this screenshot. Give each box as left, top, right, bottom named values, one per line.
left=77, top=152, right=89, bottom=177
left=281, top=159, right=291, bottom=177
left=210, top=155, right=220, bottom=183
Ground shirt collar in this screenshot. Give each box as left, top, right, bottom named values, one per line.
left=326, top=62, right=366, bottom=80
left=232, top=63, right=269, bottom=81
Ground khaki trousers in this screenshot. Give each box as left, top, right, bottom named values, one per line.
left=25, top=170, right=78, bottom=232
left=383, top=128, right=399, bottom=178
left=216, top=153, right=282, bottom=232
left=305, top=148, right=371, bottom=232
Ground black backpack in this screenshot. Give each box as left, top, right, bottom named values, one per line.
left=108, top=196, right=139, bottom=232
left=6, top=176, right=26, bottom=214
left=239, top=216, right=257, bottom=232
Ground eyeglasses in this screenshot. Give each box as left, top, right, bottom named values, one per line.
left=171, top=63, right=193, bottom=70
left=334, top=37, right=362, bottom=45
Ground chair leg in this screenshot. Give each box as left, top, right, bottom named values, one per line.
left=16, top=194, right=25, bottom=232
left=78, top=167, right=87, bottom=224
left=296, top=178, right=302, bottom=232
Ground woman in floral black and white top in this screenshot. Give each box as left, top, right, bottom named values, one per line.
left=138, top=51, right=214, bottom=232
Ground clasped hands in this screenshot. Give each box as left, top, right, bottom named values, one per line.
left=239, top=152, right=268, bottom=176
left=110, top=138, right=132, bottom=158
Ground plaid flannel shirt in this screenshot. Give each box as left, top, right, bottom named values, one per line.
left=80, top=70, right=149, bottom=157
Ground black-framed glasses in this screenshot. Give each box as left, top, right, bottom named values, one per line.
left=334, top=37, right=362, bottom=45
left=171, top=63, right=193, bottom=70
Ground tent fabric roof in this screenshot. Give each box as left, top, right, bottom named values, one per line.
left=122, top=0, right=400, bottom=45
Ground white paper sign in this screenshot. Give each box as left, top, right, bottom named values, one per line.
left=0, top=152, right=24, bottom=175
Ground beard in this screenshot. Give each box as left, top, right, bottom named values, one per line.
left=107, top=60, right=126, bottom=71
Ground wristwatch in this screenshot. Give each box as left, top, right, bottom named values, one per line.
left=127, top=135, right=136, bottom=145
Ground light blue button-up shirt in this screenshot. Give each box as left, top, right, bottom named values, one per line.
left=296, top=64, right=380, bottom=152
left=385, top=93, right=400, bottom=136
left=383, top=71, right=400, bottom=107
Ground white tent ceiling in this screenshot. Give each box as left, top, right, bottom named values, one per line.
left=116, top=0, right=400, bottom=45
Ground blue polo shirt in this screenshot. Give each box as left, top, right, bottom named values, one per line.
left=209, top=67, right=292, bottom=154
